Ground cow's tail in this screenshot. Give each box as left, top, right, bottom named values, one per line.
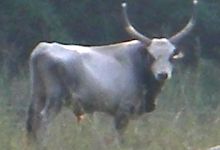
left=26, top=43, right=47, bottom=139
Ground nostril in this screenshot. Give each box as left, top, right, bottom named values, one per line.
left=157, top=73, right=168, bottom=81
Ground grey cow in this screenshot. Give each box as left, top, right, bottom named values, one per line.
left=26, top=0, right=197, bottom=140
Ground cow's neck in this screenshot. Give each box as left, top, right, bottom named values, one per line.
left=128, top=43, right=165, bottom=114
left=128, top=44, right=153, bottom=86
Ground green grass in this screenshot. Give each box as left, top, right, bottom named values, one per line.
left=0, top=58, right=220, bottom=150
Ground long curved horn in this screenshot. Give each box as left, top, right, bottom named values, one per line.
left=121, top=3, right=151, bottom=45
left=169, top=0, right=198, bottom=44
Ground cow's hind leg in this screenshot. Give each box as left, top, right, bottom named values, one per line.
left=39, top=60, right=67, bottom=127
left=40, top=87, right=63, bottom=127
left=69, top=93, right=85, bottom=122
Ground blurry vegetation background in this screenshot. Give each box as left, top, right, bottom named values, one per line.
left=1, top=0, right=220, bottom=149
left=0, top=0, right=220, bottom=75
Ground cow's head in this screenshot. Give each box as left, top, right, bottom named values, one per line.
left=122, top=0, right=198, bottom=81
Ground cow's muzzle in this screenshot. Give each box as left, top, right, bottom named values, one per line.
left=156, top=72, right=169, bottom=81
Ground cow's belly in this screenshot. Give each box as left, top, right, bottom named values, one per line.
left=75, top=63, right=139, bottom=115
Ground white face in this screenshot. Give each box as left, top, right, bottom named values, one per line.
left=147, top=38, right=180, bottom=81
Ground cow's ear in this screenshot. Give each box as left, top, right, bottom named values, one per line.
left=170, top=50, right=184, bottom=62
left=173, top=52, right=184, bottom=59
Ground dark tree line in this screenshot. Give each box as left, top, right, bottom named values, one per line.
left=0, top=0, right=220, bottom=75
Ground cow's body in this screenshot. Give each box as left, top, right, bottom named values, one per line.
left=27, top=40, right=163, bottom=138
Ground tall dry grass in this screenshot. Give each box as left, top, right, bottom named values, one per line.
left=0, top=58, right=220, bottom=150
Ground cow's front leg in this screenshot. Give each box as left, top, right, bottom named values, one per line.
left=114, top=109, right=130, bottom=142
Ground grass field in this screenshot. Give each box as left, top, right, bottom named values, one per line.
left=0, top=58, right=220, bottom=150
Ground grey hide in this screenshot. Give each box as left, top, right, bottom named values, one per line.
left=26, top=0, right=197, bottom=140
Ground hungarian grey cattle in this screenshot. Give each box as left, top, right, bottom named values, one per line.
left=26, top=0, right=198, bottom=139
